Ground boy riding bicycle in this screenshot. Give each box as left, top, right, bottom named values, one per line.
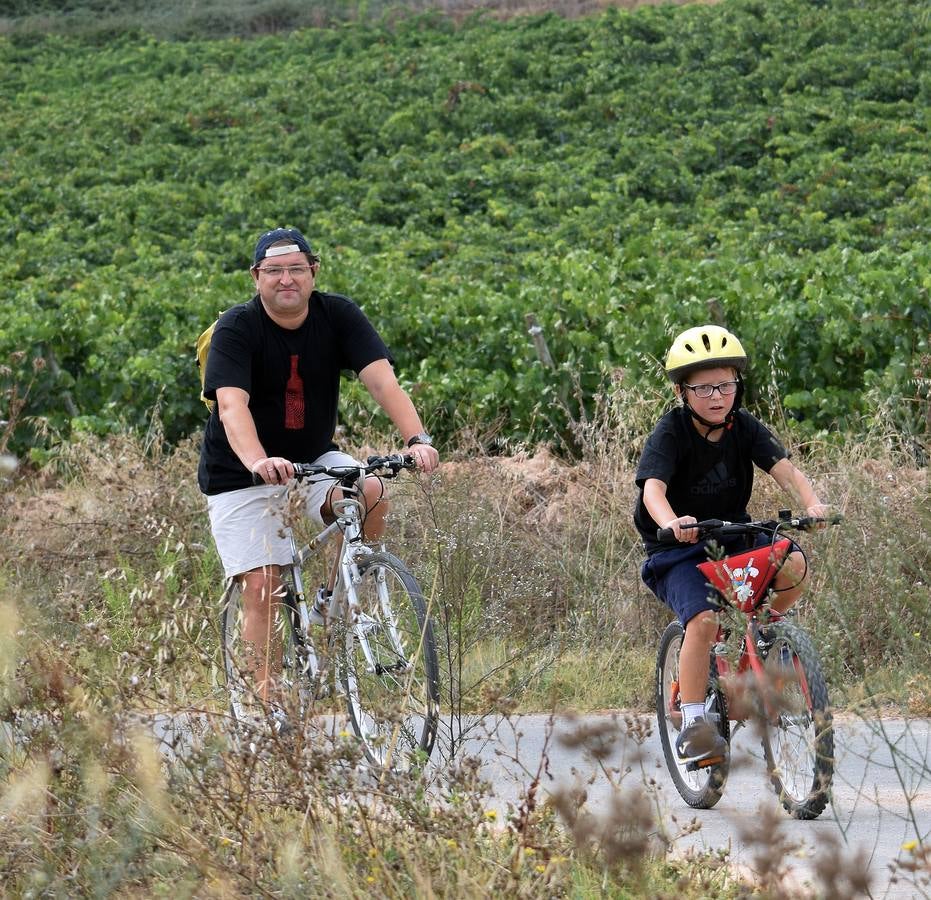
left=634, top=325, right=828, bottom=767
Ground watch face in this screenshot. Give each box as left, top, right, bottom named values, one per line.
left=408, top=432, right=433, bottom=447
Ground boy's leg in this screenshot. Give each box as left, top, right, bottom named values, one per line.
left=678, top=610, right=719, bottom=705
left=643, top=546, right=728, bottom=765
left=771, top=549, right=808, bottom=612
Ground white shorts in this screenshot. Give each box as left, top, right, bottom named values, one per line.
left=206, top=450, right=361, bottom=579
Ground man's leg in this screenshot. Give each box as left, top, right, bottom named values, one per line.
left=239, top=564, right=284, bottom=703
left=320, top=475, right=389, bottom=540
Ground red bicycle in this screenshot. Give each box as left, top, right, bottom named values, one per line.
left=654, top=511, right=840, bottom=819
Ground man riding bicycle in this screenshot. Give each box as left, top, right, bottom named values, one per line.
left=634, top=325, right=828, bottom=767
left=198, top=227, right=439, bottom=717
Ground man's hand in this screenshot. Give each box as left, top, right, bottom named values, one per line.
left=251, top=456, right=294, bottom=485
left=406, top=442, right=439, bottom=475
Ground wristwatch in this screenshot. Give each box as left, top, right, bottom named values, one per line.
left=406, top=432, right=433, bottom=448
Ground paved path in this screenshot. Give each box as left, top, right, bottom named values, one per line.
left=151, top=710, right=929, bottom=897
left=448, top=712, right=930, bottom=899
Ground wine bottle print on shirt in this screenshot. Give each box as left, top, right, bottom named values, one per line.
left=284, top=354, right=304, bottom=430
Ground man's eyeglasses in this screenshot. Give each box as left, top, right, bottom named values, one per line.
left=256, top=265, right=315, bottom=279
left=683, top=380, right=739, bottom=399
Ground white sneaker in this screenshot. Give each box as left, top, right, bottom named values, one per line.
left=309, top=588, right=331, bottom=626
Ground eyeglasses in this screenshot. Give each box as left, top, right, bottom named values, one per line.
left=683, top=380, right=739, bottom=399
left=256, top=265, right=315, bottom=279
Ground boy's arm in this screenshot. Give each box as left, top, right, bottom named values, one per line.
left=643, top=477, right=698, bottom=543
left=768, top=459, right=829, bottom=517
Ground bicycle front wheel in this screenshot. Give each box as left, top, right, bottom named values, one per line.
left=341, top=551, right=439, bottom=769
left=655, top=620, right=730, bottom=809
left=759, top=621, right=833, bottom=819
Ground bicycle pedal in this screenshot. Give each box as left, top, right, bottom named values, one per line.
left=687, top=755, right=725, bottom=771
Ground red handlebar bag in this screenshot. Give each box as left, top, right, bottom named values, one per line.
left=698, top=539, right=792, bottom=613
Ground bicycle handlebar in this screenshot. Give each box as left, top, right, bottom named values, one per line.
left=656, top=512, right=843, bottom=544
left=251, top=454, right=416, bottom=486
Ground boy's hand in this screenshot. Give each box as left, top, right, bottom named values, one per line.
left=662, top=515, right=699, bottom=543
left=805, top=503, right=831, bottom=529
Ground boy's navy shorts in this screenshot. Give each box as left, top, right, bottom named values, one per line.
left=641, top=535, right=789, bottom=626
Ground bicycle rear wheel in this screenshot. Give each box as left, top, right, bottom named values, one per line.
left=759, top=621, right=833, bottom=819
left=340, top=551, right=439, bottom=769
left=219, top=574, right=310, bottom=723
left=655, top=620, right=730, bottom=809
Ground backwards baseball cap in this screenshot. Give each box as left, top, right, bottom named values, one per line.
left=252, top=227, right=313, bottom=266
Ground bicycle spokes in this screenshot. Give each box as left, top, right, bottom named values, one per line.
left=759, top=625, right=833, bottom=819
left=341, top=553, right=439, bottom=769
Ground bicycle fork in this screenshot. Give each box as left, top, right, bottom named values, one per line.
left=344, top=558, right=412, bottom=677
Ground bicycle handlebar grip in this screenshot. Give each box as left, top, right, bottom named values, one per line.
left=251, top=471, right=264, bottom=486
left=656, top=527, right=677, bottom=543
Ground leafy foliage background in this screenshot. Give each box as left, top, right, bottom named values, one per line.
left=1, top=0, right=929, bottom=453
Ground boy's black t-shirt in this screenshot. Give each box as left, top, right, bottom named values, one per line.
left=633, top=406, right=788, bottom=555
left=198, top=292, right=390, bottom=495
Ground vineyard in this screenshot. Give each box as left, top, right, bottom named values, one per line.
left=1, top=0, right=929, bottom=456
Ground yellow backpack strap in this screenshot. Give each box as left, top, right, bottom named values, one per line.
left=195, top=319, right=218, bottom=412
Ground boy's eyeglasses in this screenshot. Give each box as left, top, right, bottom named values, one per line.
left=684, top=380, right=739, bottom=399
left=256, top=265, right=314, bottom=279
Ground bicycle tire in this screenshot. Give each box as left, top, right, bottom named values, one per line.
left=759, top=621, right=833, bottom=820
left=219, top=573, right=309, bottom=722
left=655, top=620, right=730, bottom=809
left=340, top=551, right=440, bottom=769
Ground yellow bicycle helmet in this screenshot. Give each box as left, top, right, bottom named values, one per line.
left=665, top=325, right=748, bottom=383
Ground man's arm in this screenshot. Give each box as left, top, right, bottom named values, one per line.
left=216, top=386, right=293, bottom=484
left=769, top=458, right=828, bottom=517
left=359, top=359, right=439, bottom=473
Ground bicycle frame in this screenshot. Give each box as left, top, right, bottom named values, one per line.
left=697, top=533, right=808, bottom=723
left=221, top=453, right=439, bottom=767
left=283, top=463, right=415, bottom=687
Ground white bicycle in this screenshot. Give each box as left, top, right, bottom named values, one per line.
left=219, top=454, right=439, bottom=769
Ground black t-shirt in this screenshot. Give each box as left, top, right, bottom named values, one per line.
left=633, top=406, right=788, bottom=555
left=198, top=292, right=390, bottom=495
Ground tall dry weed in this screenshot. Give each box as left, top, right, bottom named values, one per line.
left=0, top=413, right=928, bottom=893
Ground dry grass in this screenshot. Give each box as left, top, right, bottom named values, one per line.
left=0, top=387, right=928, bottom=893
